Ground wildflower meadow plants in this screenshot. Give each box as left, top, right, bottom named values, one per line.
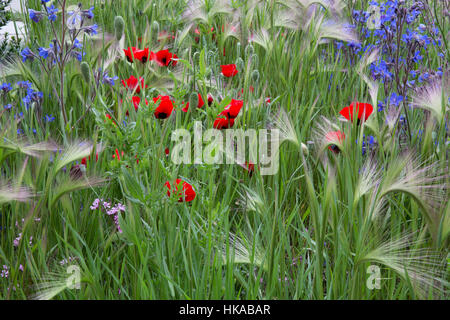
left=0, top=0, right=448, bottom=301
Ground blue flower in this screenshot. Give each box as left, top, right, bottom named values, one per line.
left=72, top=50, right=85, bottom=61
left=83, top=24, right=98, bottom=35
left=38, top=47, right=51, bottom=59
left=0, top=83, right=12, bottom=93
left=17, top=80, right=33, bottom=89
left=102, top=71, right=119, bottom=86
left=73, top=39, right=83, bottom=49
left=22, top=88, right=43, bottom=108
left=45, top=114, right=55, bottom=122
left=47, top=5, right=58, bottom=22
left=418, top=72, right=429, bottom=83
left=82, top=7, right=94, bottom=19
left=4, top=104, right=12, bottom=110
left=389, top=92, right=403, bottom=106
left=370, top=58, right=393, bottom=82
left=38, top=43, right=59, bottom=61
left=29, top=9, right=43, bottom=23
left=412, top=50, right=423, bottom=63
left=20, top=48, right=35, bottom=62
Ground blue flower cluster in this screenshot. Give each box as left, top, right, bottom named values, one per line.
left=21, top=86, right=43, bottom=109
left=0, top=80, right=56, bottom=135
left=356, top=134, right=377, bottom=156
left=377, top=92, right=403, bottom=112
left=336, top=0, right=446, bottom=122
left=1, top=81, right=43, bottom=110
left=29, top=3, right=58, bottom=23
left=0, top=82, right=12, bottom=94
left=29, top=2, right=97, bottom=37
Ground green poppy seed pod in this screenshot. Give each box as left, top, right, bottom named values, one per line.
left=189, top=92, right=199, bottom=109
left=114, top=16, right=125, bottom=41
left=244, top=44, right=254, bottom=58
left=236, top=57, right=244, bottom=72
left=251, top=70, right=260, bottom=83
left=251, top=53, right=258, bottom=69
left=80, top=61, right=91, bottom=83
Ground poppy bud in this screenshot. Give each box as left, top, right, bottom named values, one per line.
left=236, top=42, right=241, bottom=56
left=251, top=70, right=259, bottom=83
left=114, top=16, right=125, bottom=41
left=80, top=61, right=91, bottom=83
left=244, top=44, right=254, bottom=58
left=189, top=92, right=199, bottom=110
left=235, top=57, right=244, bottom=73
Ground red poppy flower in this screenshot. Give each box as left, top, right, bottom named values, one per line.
left=123, top=47, right=150, bottom=63
left=132, top=96, right=149, bottom=112
left=213, top=115, right=235, bottom=129
left=207, top=94, right=214, bottom=106
left=221, top=64, right=238, bottom=77
left=151, top=49, right=178, bottom=67
left=123, top=47, right=136, bottom=63
left=165, top=179, right=196, bottom=202
left=325, top=131, right=345, bottom=154
left=220, top=99, right=243, bottom=119
left=339, top=102, right=373, bottom=123
left=133, top=48, right=150, bottom=63
left=182, top=93, right=205, bottom=112
left=153, top=95, right=175, bottom=119
left=265, top=97, right=271, bottom=103
left=121, top=75, right=147, bottom=94
left=165, top=147, right=170, bottom=157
